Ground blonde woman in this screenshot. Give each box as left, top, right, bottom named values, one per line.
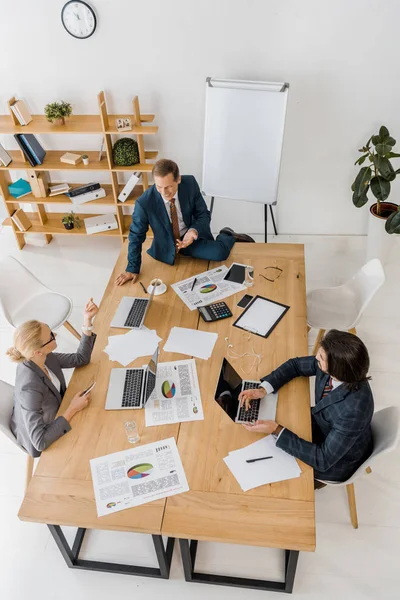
left=7, top=299, right=98, bottom=457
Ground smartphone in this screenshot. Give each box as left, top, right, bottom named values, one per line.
left=82, top=381, right=96, bottom=396
left=237, top=294, right=253, bottom=308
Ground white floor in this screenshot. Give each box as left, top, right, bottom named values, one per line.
left=0, top=227, right=399, bottom=600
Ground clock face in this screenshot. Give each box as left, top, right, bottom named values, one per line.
left=61, top=1, right=97, bottom=39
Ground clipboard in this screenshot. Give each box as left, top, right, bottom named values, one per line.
left=233, top=295, right=290, bottom=338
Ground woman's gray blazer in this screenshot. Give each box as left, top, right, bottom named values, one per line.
left=10, top=333, right=96, bottom=457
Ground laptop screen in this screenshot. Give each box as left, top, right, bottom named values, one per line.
left=214, top=358, right=243, bottom=422
left=144, top=346, right=159, bottom=404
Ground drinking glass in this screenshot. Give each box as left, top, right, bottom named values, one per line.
left=244, top=265, right=254, bottom=287
left=124, top=421, right=140, bottom=444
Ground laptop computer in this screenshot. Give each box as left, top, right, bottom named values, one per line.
left=111, top=286, right=155, bottom=329
left=214, top=358, right=278, bottom=423
left=105, top=347, right=159, bottom=410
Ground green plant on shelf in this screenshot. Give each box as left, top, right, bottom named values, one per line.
left=112, top=138, right=139, bottom=166
left=44, top=101, right=73, bottom=125
left=61, top=211, right=82, bottom=230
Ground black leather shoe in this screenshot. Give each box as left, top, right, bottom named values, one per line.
left=219, top=227, right=255, bottom=243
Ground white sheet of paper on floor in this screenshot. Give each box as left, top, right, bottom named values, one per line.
left=90, top=437, right=189, bottom=517
left=145, top=358, right=204, bottom=426
left=163, top=327, right=218, bottom=360
left=223, top=436, right=301, bottom=491
left=104, top=327, right=161, bottom=366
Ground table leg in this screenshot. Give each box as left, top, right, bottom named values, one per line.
left=179, top=538, right=300, bottom=594
left=48, top=525, right=175, bottom=579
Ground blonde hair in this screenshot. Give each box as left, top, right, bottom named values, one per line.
left=6, top=320, right=43, bottom=363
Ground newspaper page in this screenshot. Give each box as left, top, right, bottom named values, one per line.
left=145, top=359, right=204, bottom=426
left=90, top=437, right=189, bottom=517
left=171, top=264, right=247, bottom=310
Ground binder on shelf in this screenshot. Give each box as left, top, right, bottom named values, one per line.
left=37, top=172, right=50, bottom=197
left=11, top=208, right=32, bottom=232
left=84, top=213, right=118, bottom=235
left=69, top=182, right=101, bottom=197
left=118, top=173, right=140, bottom=202
left=26, top=170, right=42, bottom=197
left=70, top=187, right=106, bottom=205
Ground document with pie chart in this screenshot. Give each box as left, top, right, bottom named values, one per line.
left=90, top=437, right=189, bottom=517
left=145, top=358, right=204, bottom=427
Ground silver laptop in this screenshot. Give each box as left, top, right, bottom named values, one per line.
left=214, top=358, right=278, bottom=424
left=111, top=286, right=155, bottom=329
left=105, top=347, right=159, bottom=410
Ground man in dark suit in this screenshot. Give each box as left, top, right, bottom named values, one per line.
left=239, top=330, right=374, bottom=483
left=116, top=159, right=254, bottom=285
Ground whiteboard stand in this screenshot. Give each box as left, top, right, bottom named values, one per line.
left=202, top=78, right=288, bottom=243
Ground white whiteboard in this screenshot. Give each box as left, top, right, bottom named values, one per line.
left=202, top=78, right=289, bottom=204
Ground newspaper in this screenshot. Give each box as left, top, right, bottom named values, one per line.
left=145, top=359, right=204, bottom=426
left=90, top=437, right=188, bottom=517
left=171, top=265, right=246, bottom=311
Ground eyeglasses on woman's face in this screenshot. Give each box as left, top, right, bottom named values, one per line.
left=41, top=331, right=55, bottom=348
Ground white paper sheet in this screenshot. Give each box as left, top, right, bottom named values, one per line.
left=223, top=436, right=301, bottom=491
left=163, top=327, right=218, bottom=360
left=234, top=296, right=288, bottom=337
left=104, top=327, right=162, bottom=366
left=171, top=264, right=246, bottom=311
left=145, top=359, right=204, bottom=426
left=90, top=437, right=189, bottom=517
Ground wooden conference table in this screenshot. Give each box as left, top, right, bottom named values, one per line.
left=18, top=240, right=315, bottom=594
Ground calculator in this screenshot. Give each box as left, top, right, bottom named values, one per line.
left=198, top=301, right=232, bottom=322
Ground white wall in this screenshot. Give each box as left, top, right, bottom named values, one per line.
left=1, top=0, right=399, bottom=235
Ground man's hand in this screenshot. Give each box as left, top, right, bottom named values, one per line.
left=175, top=229, right=198, bottom=251
left=239, top=387, right=267, bottom=411
left=115, top=272, right=138, bottom=286
left=242, top=420, right=279, bottom=435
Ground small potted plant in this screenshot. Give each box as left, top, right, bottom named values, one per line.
left=44, top=101, right=72, bottom=125
left=82, top=154, right=89, bottom=166
left=61, top=211, right=82, bottom=230
left=352, top=125, right=400, bottom=261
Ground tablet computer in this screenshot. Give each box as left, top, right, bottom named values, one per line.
left=224, top=263, right=247, bottom=285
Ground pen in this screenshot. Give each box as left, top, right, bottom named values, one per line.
left=191, top=277, right=197, bottom=291
left=246, top=456, right=273, bottom=463
left=140, top=281, right=148, bottom=294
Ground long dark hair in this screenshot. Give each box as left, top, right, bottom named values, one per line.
left=320, top=329, right=371, bottom=391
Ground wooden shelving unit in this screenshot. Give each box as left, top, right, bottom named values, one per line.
left=0, top=91, right=158, bottom=249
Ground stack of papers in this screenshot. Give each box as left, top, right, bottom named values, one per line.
left=223, top=436, right=302, bottom=491
left=104, top=327, right=161, bottom=366
left=163, top=327, right=218, bottom=360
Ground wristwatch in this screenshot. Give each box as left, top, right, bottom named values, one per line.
left=82, top=325, right=93, bottom=332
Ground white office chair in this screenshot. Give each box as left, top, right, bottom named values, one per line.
left=0, top=255, right=80, bottom=339
left=307, top=258, right=385, bottom=353
left=0, top=379, right=34, bottom=492
left=317, top=406, right=400, bottom=529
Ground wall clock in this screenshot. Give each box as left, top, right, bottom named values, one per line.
left=61, top=1, right=97, bottom=39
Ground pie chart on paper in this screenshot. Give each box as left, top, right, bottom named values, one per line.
left=200, top=283, right=217, bottom=294
left=127, top=463, right=153, bottom=479
left=162, top=380, right=176, bottom=398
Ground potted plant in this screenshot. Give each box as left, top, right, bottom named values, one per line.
left=44, top=101, right=72, bottom=125
left=61, top=211, right=82, bottom=230
left=352, top=125, right=400, bottom=261
left=112, top=138, right=139, bottom=166
left=82, top=154, right=89, bottom=166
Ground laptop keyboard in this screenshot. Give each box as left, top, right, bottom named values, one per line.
left=122, top=369, right=144, bottom=407
left=124, top=298, right=148, bottom=328
left=237, top=381, right=260, bottom=423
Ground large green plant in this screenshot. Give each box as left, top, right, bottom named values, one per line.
left=352, top=125, right=400, bottom=233
left=112, top=138, right=139, bottom=166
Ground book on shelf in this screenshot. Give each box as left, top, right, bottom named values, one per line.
left=49, top=183, right=71, bottom=196
left=8, top=178, right=32, bottom=199
left=60, top=152, right=82, bottom=165
left=0, top=143, right=12, bottom=167
left=19, top=134, right=46, bottom=165
left=69, top=182, right=101, bottom=197
left=11, top=208, right=32, bottom=232
left=13, top=134, right=36, bottom=166
left=10, top=100, right=33, bottom=125
left=116, top=118, right=132, bottom=132
left=118, top=173, right=140, bottom=202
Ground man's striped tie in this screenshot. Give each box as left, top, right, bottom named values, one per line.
left=169, top=198, right=181, bottom=249
left=322, top=377, right=333, bottom=398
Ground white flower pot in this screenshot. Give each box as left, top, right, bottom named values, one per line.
left=82, top=157, right=89, bottom=166
left=366, top=202, right=397, bottom=264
